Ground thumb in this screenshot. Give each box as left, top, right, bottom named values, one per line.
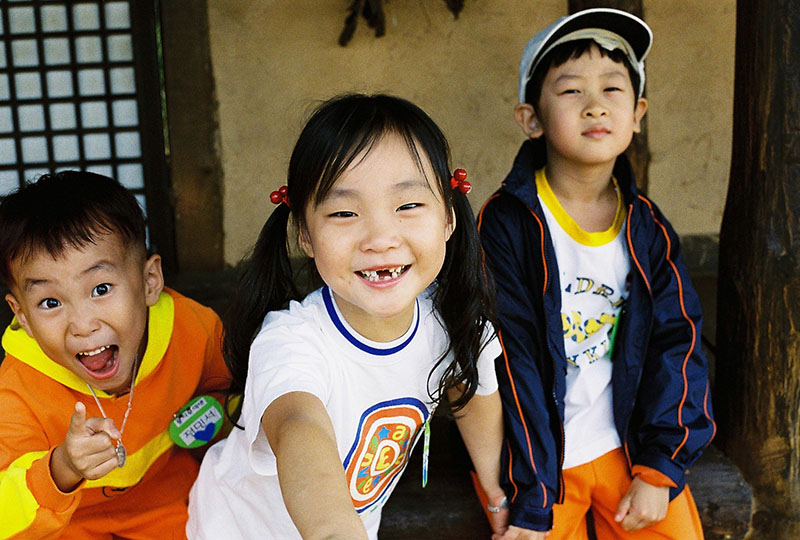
left=615, top=492, right=632, bottom=522
left=71, top=401, right=87, bottom=431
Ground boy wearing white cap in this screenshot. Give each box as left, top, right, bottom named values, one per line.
left=478, top=9, right=715, bottom=540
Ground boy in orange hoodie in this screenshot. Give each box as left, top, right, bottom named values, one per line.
left=0, top=171, right=230, bottom=539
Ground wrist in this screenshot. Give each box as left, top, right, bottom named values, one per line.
left=487, top=494, right=509, bottom=513
left=50, top=445, right=82, bottom=493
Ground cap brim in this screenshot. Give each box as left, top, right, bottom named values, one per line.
left=542, top=8, right=651, bottom=68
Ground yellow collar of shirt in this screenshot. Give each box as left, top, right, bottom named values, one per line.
left=1, top=291, right=174, bottom=397
left=535, top=167, right=626, bottom=247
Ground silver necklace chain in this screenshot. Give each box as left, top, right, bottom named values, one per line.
left=86, top=354, right=139, bottom=468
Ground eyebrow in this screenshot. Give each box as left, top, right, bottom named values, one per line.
left=82, top=260, right=118, bottom=275
left=323, top=178, right=432, bottom=202
left=553, top=70, right=627, bottom=84
left=22, top=260, right=118, bottom=292
left=23, top=278, right=50, bottom=292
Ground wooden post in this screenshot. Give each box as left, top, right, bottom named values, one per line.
left=567, top=0, right=650, bottom=192
left=716, top=1, right=800, bottom=537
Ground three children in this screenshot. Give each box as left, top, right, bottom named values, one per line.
left=0, top=7, right=715, bottom=540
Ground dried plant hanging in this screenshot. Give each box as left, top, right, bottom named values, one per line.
left=339, top=0, right=465, bottom=46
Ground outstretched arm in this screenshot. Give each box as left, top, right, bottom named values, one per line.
left=263, top=391, right=368, bottom=540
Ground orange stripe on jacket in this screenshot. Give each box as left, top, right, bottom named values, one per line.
left=636, top=195, right=694, bottom=460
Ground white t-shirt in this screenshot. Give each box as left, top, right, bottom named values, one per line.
left=536, top=168, right=630, bottom=470
left=187, top=286, right=500, bottom=540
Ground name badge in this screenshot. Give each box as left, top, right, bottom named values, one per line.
left=169, top=395, right=224, bottom=448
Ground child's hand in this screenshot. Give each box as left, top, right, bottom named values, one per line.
left=51, top=401, right=121, bottom=492
left=614, top=476, right=669, bottom=531
left=493, top=524, right=549, bottom=540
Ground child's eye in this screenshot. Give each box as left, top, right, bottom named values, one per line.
left=329, top=211, right=357, bottom=218
left=560, top=89, right=580, bottom=95
left=605, top=86, right=622, bottom=92
left=38, top=298, right=61, bottom=310
left=92, top=283, right=111, bottom=297
left=397, top=203, right=422, bottom=211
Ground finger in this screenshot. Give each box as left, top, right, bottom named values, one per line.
left=69, top=401, right=88, bottom=434
left=84, top=416, right=121, bottom=441
left=82, top=449, right=122, bottom=480
left=70, top=439, right=120, bottom=479
left=614, top=494, right=632, bottom=522
left=620, top=508, right=644, bottom=532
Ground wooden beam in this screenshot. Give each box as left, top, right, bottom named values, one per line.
left=716, top=0, right=800, bottom=537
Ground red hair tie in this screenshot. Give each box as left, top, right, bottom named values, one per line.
left=269, top=186, right=290, bottom=208
left=450, top=168, right=471, bottom=194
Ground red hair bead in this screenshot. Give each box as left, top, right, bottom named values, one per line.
left=270, top=186, right=290, bottom=207
left=450, top=168, right=471, bottom=194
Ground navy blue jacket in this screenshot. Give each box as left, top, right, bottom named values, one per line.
left=478, top=139, right=716, bottom=531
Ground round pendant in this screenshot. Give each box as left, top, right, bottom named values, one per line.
left=116, top=442, right=127, bottom=468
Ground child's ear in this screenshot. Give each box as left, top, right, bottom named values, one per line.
left=297, top=226, right=314, bottom=258
left=445, top=207, right=456, bottom=241
left=632, top=97, right=648, bottom=133
left=514, top=103, right=544, bottom=139
left=142, top=254, right=164, bottom=307
left=5, top=293, right=32, bottom=336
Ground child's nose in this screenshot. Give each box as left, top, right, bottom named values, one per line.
left=583, top=99, right=608, bottom=118
left=68, top=305, right=101, bottom=337
left=359, top=213, right=402, bottom=252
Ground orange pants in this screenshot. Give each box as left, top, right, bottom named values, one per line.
left=550, top=447, right=704, bottom=540
left=57, top=452, right=195, bottom=540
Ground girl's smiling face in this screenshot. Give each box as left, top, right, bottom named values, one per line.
left=298, top=133, right=454, bottom=342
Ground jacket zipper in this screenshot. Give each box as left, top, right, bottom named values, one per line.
left=622, top=203, right=653, bottom=470
left=539, top=218, right=567, bottom=504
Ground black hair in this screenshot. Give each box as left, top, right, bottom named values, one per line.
left=0, top=170, right=147, bottom=287
left=524, top=38, right=641, bottom=112
left=224, top=93, right=496, bottom=421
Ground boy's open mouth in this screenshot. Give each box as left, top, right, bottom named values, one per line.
left=357, top=265, right=409, bottom=282
left=77, top=345, right=119, bottom=377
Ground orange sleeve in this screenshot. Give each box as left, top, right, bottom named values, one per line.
left=631, top=464, right=678, bottom=488
left=0, top=360, right=82, bottom=539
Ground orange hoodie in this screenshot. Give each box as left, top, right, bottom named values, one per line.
left=0, top=289, right=230, bottom=539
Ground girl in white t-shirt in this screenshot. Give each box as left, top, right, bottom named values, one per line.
left=187, top=94, right=524, bottom=539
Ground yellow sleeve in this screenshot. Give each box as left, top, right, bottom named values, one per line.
left=0, top=449, right=81, bottom=539
left=0, top=362, right=81, bottom=539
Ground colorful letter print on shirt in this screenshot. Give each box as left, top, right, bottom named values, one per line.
left=343, top=398, right=427, bottom=514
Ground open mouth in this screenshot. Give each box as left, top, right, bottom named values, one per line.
left=76, top=344, right=119, bottom=377
left=357, top=265, right=409, bottom=282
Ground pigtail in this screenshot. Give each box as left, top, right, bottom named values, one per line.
left=223, top=203, right=299, bottom=423
left=432, top=186, right=497, bottom=414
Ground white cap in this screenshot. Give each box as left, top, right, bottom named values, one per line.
left=518, top=8, right=652, bottom=102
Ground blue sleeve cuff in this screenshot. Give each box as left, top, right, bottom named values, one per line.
left=509, top=504, right=553, bottom=532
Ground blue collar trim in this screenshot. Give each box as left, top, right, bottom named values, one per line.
left=322, top=286, right=419, bottom=356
